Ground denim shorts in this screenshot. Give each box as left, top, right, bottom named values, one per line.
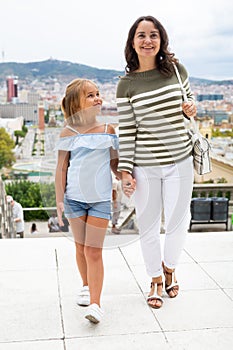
left=64, top=197, right=111, bottom=220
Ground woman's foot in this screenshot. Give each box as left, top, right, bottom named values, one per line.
left=147, top=279, right=163, bottom=309
left=162, top=263, right=179, bottom=298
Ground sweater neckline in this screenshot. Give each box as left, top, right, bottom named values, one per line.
left=126, top=68, right=159, bottom=79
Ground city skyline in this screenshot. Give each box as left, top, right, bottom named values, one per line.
left=1, top=0, right=233, bottom=81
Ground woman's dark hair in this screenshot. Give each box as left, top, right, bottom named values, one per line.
left=124, top=15, right=178, bottom=76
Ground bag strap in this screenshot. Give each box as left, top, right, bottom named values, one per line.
left=173, top=63, right=198, bottom=133
left=173, top=63, right=188, bottom=103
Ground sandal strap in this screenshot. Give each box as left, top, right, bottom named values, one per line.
left=147, top=293, right=163, bottom=303
left=163, top=263, right=177, bottom=284
left=164, top=270, right=173, bottom=276
left=165, top=281, right=179, bottom=291
left=150, top=281, right=163, bottom=288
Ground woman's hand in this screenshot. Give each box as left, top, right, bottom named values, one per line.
left=114, top=171, right=122, bottom=181
left=121, top=171, right=136, bottom=198
left=182, top=101, right=197, bottom=118
left=57, top=202, right=64, bottom=226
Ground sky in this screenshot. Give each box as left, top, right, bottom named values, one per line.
left=1, top=0, right=233, bottom=80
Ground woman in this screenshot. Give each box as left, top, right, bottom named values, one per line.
left=116, top=16, right=196, bottom=309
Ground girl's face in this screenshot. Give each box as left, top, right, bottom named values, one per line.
left=133, top=20, right=161, bottom=61
left=80, top=82, right=102, bottom=111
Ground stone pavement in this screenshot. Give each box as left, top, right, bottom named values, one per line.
left=0, top=231, right=233, bottom=350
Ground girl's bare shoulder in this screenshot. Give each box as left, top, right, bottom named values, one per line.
left=107, top=124, right=117, bottom=134
left=59, top=126, right=74, bottom=138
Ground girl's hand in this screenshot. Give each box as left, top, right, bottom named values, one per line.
left=182, top=101, right=196, bottom=118
left=122, top=172, right=136, bottom=198
left=57, top=202, right=64, bottom=226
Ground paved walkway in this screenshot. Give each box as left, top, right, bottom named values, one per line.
left=0, top=231, right=233, bottom=350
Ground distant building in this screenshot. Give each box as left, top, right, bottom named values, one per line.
left=0, top=116, right=24, bottom=137
left=0, top=103, right=38, bottom=124
left=197, top=110, right=230, bottom=125
left=199, top=120, right=213, bottom=139
left=27, top=92, right=40, bottom=104
left=6, top=76, right=18, bottom=103
left=1, top=75, right=43, bottom=125
left=197, top=94, right=224, bottom=102
left=38, top=101, right=45, bottom=130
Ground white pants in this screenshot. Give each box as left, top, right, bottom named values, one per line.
left=133, top=157, right=194, bottom=277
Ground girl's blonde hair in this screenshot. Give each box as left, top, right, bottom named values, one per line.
left=61, top=78, right=98, bottom=120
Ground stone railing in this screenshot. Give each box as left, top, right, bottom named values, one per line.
left=1, top=179, right=233, bottom=238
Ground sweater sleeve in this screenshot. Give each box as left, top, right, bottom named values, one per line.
left=116, top=77, right=137, bottom=173
left=178, top=63, right=195, bottom=102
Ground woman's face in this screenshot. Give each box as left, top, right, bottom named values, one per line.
left=133, top=20, right=161, bottom=61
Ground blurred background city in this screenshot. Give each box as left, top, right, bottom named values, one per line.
left=0, top=58, right=233, bottom=238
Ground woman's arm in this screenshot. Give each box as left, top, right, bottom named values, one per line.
left=108, top=124, right=122, bottom=180
left=55, top=150, right=69, bottom=225
left=116, top=78, right=137, bottom=174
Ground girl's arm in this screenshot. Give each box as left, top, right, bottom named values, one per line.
left=110, top=148, right=122, bottom=180
left=55, top=150, right=70, bottom=226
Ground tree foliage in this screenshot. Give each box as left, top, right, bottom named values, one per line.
left=5, top=180, right=56, bottom=221
left=14, top=125, right=28, bottom=145
left=0, top=128, right=15, bottom=169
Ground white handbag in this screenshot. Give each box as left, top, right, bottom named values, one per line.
left=173, top=64, right=212, bottom=175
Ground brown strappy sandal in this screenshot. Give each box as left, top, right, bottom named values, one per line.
left=162, top=263, right=179, bottom=298
left=147, top=281, right=164, bottom=309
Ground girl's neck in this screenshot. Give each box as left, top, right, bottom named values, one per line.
left=70, top=114, right=98, bottom=126
left=69, top=118, right=102, bottom=134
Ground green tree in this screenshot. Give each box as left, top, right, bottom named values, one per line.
left=14, top=130, right=25, bottom=145
left=0, top=128, right=15, bottom=169
left=5, top=180, right=56, bottom=221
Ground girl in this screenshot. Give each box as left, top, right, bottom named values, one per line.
left=55, top=78, right=121, bottom=323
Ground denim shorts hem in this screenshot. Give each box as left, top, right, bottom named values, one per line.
left=65, top=212, right=111, bottom=220
left=64, top=198, right=111, bottom=220
left=65, top=211, right=86, bottom=219
left=90, top=213, right=111, bottom=220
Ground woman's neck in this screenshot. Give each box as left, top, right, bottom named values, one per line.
left=136, top=57, right=156, bottom=72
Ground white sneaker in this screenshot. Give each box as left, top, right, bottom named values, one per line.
left=77, top=286, right=90, bottom=306
left=84, top=303, right=103, bottom=323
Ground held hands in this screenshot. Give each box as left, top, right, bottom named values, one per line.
left=57, top=201, right=64, bottom=226
left=115, top=171, right=122, bottom=181
left=122, top=172, right=136, bottom=198
left=182, top=101, right=197, bottom=118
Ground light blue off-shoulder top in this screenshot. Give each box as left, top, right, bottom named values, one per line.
left=55, top=124, right=119, bottom=203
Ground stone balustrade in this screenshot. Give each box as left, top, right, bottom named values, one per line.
left=1, top=177, right=233, bottom=238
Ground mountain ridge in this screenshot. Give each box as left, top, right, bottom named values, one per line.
left=0, top=59, right=232, bottom=85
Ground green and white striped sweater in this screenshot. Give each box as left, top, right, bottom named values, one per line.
left=116, top=63, right=194, bottom=173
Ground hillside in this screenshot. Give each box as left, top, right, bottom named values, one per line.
left=0, top=59, right=232, bottom=85
left=0, top=59, right=124, bottom=83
